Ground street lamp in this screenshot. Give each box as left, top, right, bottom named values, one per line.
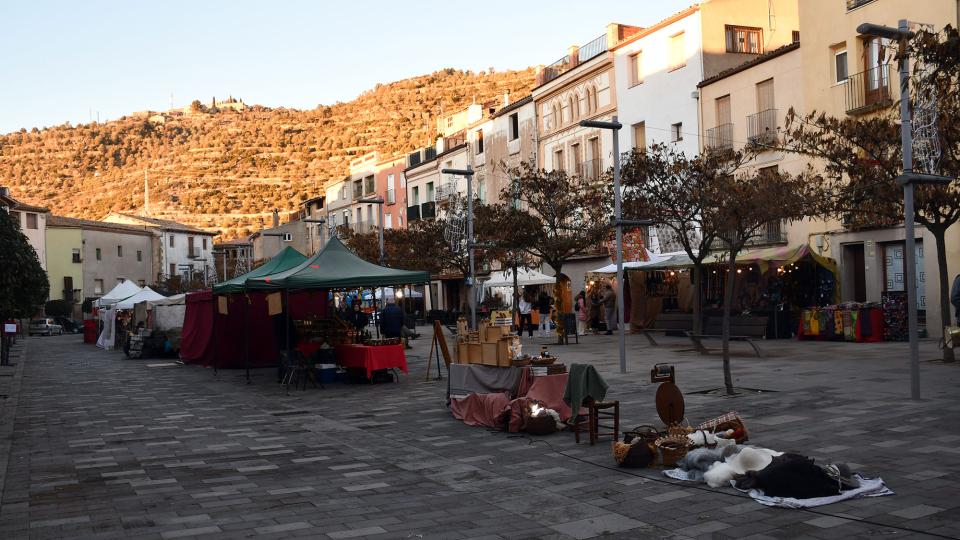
left=441, top=166, right=477, bottom=329
left=859, top=21, right=954, bottom=400
left=580, top=117, right=631, bottom=373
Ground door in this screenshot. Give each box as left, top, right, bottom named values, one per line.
left=716, top=95, right=731, bottom=125
left=844, top=243, right=866, bottom=302
left=63, top=276, right=74, bottom=303
left=862, top=37, right=888, bottom=106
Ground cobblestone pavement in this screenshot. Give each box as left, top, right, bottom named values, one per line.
left=1, top=330, right=959, bottom=540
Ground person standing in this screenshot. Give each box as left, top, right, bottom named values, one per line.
left=951, top=274, right=960, bottom=325
left=537, top=291, right=552, bottom=337
left=575, top=290, right=588, bottom=336
left=602, top=283, right=617, bottom=335
left=518, top=294, right=534, bottom=337
left=589, top=289, right=602, bottom=334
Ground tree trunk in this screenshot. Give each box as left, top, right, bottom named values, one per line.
left=692, top=263, right=704, bottom=335
left=512, top=262, right=519, bottom=332
left=553, top=264, right=565, bottom=345
left=721, top=244, right=738, bottom=395
left=933, top=228, right=955, bottom=363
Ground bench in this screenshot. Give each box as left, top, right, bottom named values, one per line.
left=685, top=315, right=769, bottom=358
left=641, top=313, right=696, bottom=346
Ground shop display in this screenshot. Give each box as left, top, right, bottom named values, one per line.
left=797, top=303, right=884, bottom=343
left=882, top=291, right=908, bottom=341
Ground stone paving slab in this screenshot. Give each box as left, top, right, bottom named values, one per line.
left=0, top=331, right=959, bottom=539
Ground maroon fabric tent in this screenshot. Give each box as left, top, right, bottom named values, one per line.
left=180, top=289, right=328, bottom=369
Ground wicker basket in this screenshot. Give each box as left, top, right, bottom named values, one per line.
left=511, top=357, right=532, bottom=367
left=622, top=425, right=661, bottom=445
left=654, top=435, right=690, bottom=467
left=524, top=414, right=557, bottom=435
left=531, top=356, right=556, bottom=366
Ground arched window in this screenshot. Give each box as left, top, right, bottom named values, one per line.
left=587, top=86, right=598, bottom=113
left=568, top=96, right=577, bottom=121
left=550, top=103, right=559, bottom=130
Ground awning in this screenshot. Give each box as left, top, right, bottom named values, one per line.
left=482, top=267, right=557, bottom=288
left=246, top=236, right=430, bottom=290
left=705, top=244, right=838, bottom=274
left=213, top=246, right=307, bottom=294
left=114, top=287, right=167, bottom=310
left=588, top=251, right=694, bottom=274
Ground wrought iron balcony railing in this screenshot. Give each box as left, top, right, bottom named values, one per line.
left=845, top=64, right=892, bottom=115
left=705, top=123, right=734, bottom=151
left=747, top=109, right=778, bottom=146
left=406, top=205, right=420, bottom=222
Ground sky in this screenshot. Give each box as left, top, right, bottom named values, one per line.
left=0, top=0, right=694, bottom=134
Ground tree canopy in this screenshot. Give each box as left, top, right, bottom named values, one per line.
left=0, top=209, right=49, bottom=320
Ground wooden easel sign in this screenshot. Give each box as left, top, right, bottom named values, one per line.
left=425, top=319, right=452, bottom=381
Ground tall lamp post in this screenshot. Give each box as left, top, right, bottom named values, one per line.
left=580, top=117, right=652, bottom=373
left=441, top=166, right=477, bottom=329
left=858, top=21, right=953, bottom=400
left=359, top=196, right=387, bottom=337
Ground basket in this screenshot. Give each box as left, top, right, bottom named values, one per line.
left=511, top=356, right=532, bottom=367
left=698, top=412, right=749, bottom=443
left=667, top=420, right=692, bottom=438
left=622, top=425, right=660, bottom=445
left=654, top=435, right=690, bottom=467
left=531, top=356, right=556, bottom=366
left=613, top=440, right=655, bottom=468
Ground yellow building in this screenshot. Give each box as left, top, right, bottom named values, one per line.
left=44, top=225, right=83, bottom=308
left=798, top=0, right=960, bottom=335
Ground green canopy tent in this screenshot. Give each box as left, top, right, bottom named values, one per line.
left=245, top=236, right=430, bottom=290
left=213, top=246, right=307, bottom=295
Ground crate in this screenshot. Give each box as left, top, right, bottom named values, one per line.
left=482, top=325, right=507, bottom=343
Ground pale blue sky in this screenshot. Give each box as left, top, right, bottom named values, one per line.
left=0, top=1, right=693, bottom=134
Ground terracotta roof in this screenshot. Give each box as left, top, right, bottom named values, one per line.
left=107, top=213, right=216, bottom=235
left=698, top=42, right=801, bottom=88
left=48, top=215, right=153, bottom=235
left=0, top=192, right=49, bottom=213
left=492, top=95, right=533, bottom=119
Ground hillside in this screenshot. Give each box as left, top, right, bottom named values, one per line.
left=0, top=68, right=535, bottom=239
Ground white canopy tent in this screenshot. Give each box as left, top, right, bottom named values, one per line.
left=114, top=287, right=166, bottom=310
left=94, top=280, right=143, bottom=307
left=588, top=251, right=691, bottom=275
left=138, top=293, right=187, bottom=331
left=483, top=268, right=557, bottom=288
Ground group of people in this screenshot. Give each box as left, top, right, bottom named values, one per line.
left=514, top=283, right=620, bottom=338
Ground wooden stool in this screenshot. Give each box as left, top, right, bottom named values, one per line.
left=572, top=399, right=620, bottom=445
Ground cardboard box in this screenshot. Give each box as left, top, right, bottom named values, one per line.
left=480, top=342, right=499, bottom=365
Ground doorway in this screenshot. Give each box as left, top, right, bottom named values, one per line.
left=843, top=243, right=866, bottom=302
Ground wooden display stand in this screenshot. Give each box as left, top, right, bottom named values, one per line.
left=454, top=319, right=519, bottom=367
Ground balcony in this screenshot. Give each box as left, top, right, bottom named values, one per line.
left=578, top=34, right=607, bottom=63
left=711, top=221, right=787, bottom=249
left=540, top=34, right=608, bottom=85
left=846, top=0, right=876, bottom=10
left=845, top=65, right=892, bottom=115
left=187, top=247, right=200, bottom=259
left=71, top=253, right=82, bottom=263
left=705, top=123, right=734, bottom=152
left=577, top=159, right=602, bottom=182
left=747, top=109, right=778, bottom=147
left=434, top=182, right=458, bottom=204
left=421, top=201, right=436, bottom=220
left=386, top=189, right=396, bottom=205
left=407, top=205, right=421, bottom=222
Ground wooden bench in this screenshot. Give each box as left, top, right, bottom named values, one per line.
left=641, top=313, right=696, bottom=346
left=685, top=315, right=769, bottom=358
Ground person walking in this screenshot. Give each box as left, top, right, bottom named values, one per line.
left=589, top=289, right=602, bottom=334
left=518, top=294, right=534, bottom=337
left=602, top=283, right=617, bottom=335
left=575, top=290, right=588, bottom=336
left=537, top=291, right=552, bottom=337
left=951, top=274, right=960, bottom=325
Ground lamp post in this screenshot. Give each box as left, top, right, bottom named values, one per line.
left=858, top=21, right=953, bottom=400
left=441, top=166, right=477, bottom=329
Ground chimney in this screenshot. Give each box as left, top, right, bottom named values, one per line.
left=0, top=186, right=8, bottom=197
left=606, top=23, right=621, bottom=48
left=272, top=208, right=279, bottom=228
left=567, top=45, right=580, bottom=68
left=502, top=92, right=510, bottom=108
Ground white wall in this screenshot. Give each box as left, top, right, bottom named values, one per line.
left=160, top=230, right=216, bottom=279
left=613, top=11, right=703, bottom=157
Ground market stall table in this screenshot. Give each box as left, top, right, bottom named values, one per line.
left=334, top=343, right=408, bottom=379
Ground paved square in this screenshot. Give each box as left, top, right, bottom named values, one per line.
left=1, top=330, right=959, bottom=539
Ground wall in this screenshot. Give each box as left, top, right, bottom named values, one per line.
left=159, top=229, right=217, bottom=280
left=473, top=99, right=538, bottom=204
left=700, top=0, right=800, bottom=79
left=12, top=210, right=48, bottom=270
left=251, top=220, right=306, bottom=262
left=375, top=158, right=407, bottom=230
left=45, top=226, right=83, bottom=301
left=82, top=228, right=154, bottom=295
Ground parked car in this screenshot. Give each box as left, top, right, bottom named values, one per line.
left=29, top=318, right=63, bottom=336
left=53, top=316, right=82, bottom=334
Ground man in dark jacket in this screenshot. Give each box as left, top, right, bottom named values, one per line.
left=379, top=301, right=404, bottom=338
left=951, top=274, right=960, bottom=324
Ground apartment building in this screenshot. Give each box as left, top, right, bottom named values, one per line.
left=104, top=213, right=217, bottom=282
left=466, top=93, right=538, bottom=206
left=375, top=155, right=407, bottom=231
left=46, top=216, right=154, bottom=302
left=325, top=178, right=351, bottom=233
left=250, top=210, right=305, bottom=262
left=0, top=187, right=49, bottom=270
left=346, top=152, right=380, bottom=234
left=797, top=0, right=960, bottom=335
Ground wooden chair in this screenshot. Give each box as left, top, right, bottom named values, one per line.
left=571, top=398, right=620, bottom=445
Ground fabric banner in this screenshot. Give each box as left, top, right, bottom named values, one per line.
left=217, top=296, right=228, bottom=315
left=266, top=293, right=282, bottom=316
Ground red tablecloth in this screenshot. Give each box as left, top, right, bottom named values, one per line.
left=334, top=344, right=408, bottom=379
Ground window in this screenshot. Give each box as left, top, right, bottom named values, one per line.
left=282, top=232, right=293, bottom=242
left=792, top=30, right=800, bottom=43
left=509, top=113, right=519, bottom=141
left=136, top=250, right=142, bottom=262
left=169, top=263, right=176, bottom=276
left=629, top=51, right=643, bottom=86
left=633, top=122, right=646, bottom=151
left=550, top=104, right=559, bottom=129
left=364, top=175, right=375, bottom=194
left=94, top=279, right=104, bottom=295
left=72, top=248, right=81, bottom=263
left=412, top=186, right=420, bottom=205
left=426, top=182, right=434, bottom=202
left=553, top=148, right=565, bottom=171
left=588, top=137, right=600, bottom=163
left=169, top=234, right=175, bottom=247
left=570, top=143, right=582, bottom=173
left=26, top=212, right=38, bottom=229
left=669, top=32, right=686, bottom=71
left=96, top=248, right=102, bottom=261
left=478, top=177, right=486, bottom=203
left=117, top=245, right=123, bottom=257
left=725, top=25, right=762, bottom=54
left=385, top=213, right=393, bottom=229
left=756, top=78, right=775, bottom=111
left=835, top=50, right=848, bottom=83
left=671, top=122, right=683, bottom=142
left=188, top=236, right=195, bottom=256
left=568, top=96, right=577, bottom=121
left=202, top=238, right=207, bottom=250
left=476, top=130, right=484, bottom=154
left=387, top=174, right=396, bottom=204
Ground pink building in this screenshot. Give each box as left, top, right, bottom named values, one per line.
left=376, top=155, right=407, bottom=230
